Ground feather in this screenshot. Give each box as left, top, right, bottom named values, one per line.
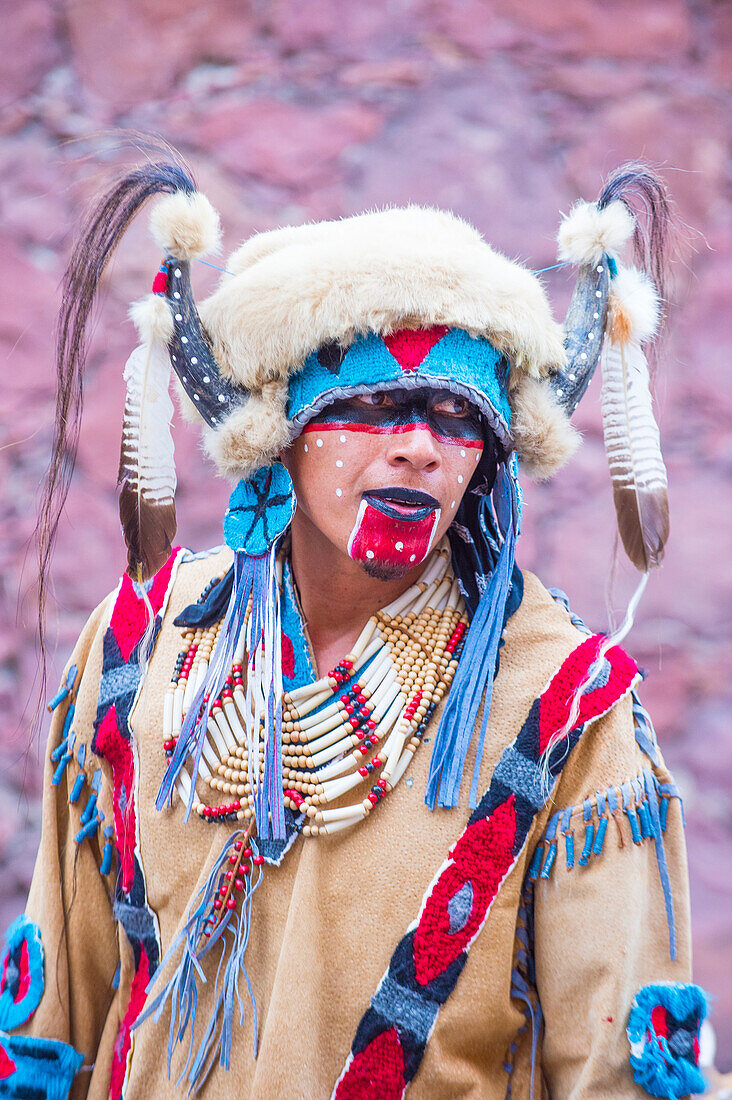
left=118, top=341, right=177, bottom=580
left=600, top=335, right=669, bottom=571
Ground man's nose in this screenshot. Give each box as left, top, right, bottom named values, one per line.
left=386, top=427, right=441, bottom=473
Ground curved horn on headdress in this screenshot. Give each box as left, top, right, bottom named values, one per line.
left=551, top=259, right=611, bottom=413
left=159, top=257, right=248, bottom=427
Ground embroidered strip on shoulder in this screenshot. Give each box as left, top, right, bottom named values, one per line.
left=627, top=982, right=708, bottom=1098
left=0, top=1031, right=84, bottom=1098
left=0, top=917, right=44, bottom=1032
left=332, top=633, right=639, bottom=1099
left=91, top=548, right=183, bottom=1100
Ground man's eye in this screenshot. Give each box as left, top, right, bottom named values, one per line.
left=432, top=396, right=470, bottom=417
left=353, top=393, right=393, bottom=408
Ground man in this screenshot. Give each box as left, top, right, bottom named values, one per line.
left=0, top=161, right=707, bottom=1099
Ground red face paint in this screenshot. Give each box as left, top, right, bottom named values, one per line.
left=348, top=497, right=441, bottom=568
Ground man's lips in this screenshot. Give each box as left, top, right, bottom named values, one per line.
left=362, top=487, right=440, bottom=523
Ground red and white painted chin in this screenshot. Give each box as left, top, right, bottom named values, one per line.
left=347, top=496, right=442, bottom=578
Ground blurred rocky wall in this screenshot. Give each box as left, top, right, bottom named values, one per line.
left=1, top=0, right=730, bottom=1063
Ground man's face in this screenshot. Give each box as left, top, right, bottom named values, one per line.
left=282, top=387, right=485, bottom=580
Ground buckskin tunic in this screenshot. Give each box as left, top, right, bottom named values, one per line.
left=11, top=546, right=691, bottom=1099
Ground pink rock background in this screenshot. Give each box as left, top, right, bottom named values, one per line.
left=1, top=0, right=730, bottom=1064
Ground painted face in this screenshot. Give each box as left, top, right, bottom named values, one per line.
left=283, top=387, right=488, bottom=580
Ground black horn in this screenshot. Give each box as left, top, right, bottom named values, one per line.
left=551, top=259, right=611, bottom=414
left=161, top=258, right=248, bottom=427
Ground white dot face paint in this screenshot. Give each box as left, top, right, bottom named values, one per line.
left=457, top=474, right=463, bottom=484
left=316, top=438, right=324, bottom=448
left=304, top=443, right=308, bottom=453
left=460, top=449, right=466, bottom=457
left=340, top=435, right=346, bottom=443
left=451, top=501, right=456, bottom=509
left=366, top=550, right=375, bottom=559
left=475, top=452, right=480, bottom=462
left=410, top=554, right=416, bottom=562
left=336, top=488, right=343, bottom=497
left=336, top=460, right=343, bottom=468
left=395, top=541, right=404, bottom=551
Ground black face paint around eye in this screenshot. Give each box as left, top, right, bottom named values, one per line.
left=304, top=388, right=485, bottom=446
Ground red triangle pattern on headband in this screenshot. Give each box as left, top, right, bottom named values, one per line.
left=383, top=326, right=449, bottom=373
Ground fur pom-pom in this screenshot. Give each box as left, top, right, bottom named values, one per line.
left=511, top=377, right=581, bottom=479
left=608, top=266, right=661, bottom=345
left=205, top=384, right=293, bottom=479
left=149, top=190, right=221, bottom=261
left=129, top=294, right=174, bottom=344
left=557, top=199, right=635, bottom=266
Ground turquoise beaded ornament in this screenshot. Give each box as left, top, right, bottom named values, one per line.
left=224, top=464, right=296, bottom=557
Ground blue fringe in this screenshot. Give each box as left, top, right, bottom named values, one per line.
left=134, top=830, right=263, bottom=1094
left=156, top=548, right=286, bottom=839
left=425, top=464, right=518, bottom=810
left=531, top=772, right=681, bottom=960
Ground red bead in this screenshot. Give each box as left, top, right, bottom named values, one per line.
left=342, top=659, right=353, bottom=669
left=243, top=848, right=252, bottom=859
left=359, top=707, right=370, bottom=717
left=358, top=766, right=369, bottom=777
left=213, top=899, right=222, bottom=910
left=234, top=878, right=245, bottom=891
left=229, top=854, right=238, bottom=865
left=226, top=898, right=237, bottom=910
left=358, top=745, right=369, bottom=755
left=367, top=792, right=378, bottom=805
left=219, top=884, right=227, bottom=897
left=232, top=800, right=241, bottom=810
left=234, top=840, right=243, bottom=851
left=344, top=704, right=355, bottom=715
left=226, top=870, right=233, bottom=880
left=340, top=695, right=350, bottom=704
left=372, top=756, right=382, bottom=767
left=366, top=719, right=377, bottom=729
left=222, top=689, right=233, bottom=699
left=253, top=854, right=264, bottom=866
left=232, top=663, right=242, bottom=672
left=356, top=694, right=367, bottom=704
left=377, top=779, right=387, bottom=790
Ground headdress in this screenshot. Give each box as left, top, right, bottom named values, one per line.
left=45, top=159, right=672, bottom=835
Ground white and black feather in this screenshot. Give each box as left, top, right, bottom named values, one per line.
left=600, top=336, right=669, bottom=571
left=118, top=341, right=177, bottom=579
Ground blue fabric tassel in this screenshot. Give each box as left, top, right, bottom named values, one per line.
left=156, top=547, right=286, bottom=839
left=579, top=800, right=595, bottom=866
left=134, top=830, right=263, bottom=1093
left=425, top=464, right=518, bottom=810
left=643, top=769, right=677, bottom=961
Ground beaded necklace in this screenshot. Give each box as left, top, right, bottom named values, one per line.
left=163, top=543, right=467, bottom=836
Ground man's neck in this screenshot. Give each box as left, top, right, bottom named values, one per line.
left=287, top=511, right=426, bottom=678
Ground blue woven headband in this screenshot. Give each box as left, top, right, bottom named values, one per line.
left=286, top=327, right=513, bottom=450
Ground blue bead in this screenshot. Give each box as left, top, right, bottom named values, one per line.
left=51, top=753, right=72, bottom=786
left=69, top=774, right=85, bottom=804
left=626, top=805, right=643, bottom=844
left=579, top=822, right=595, bottom=865
left=592, top=815, right=609, bottom=856
left=565, top=831, right=575, bottom=869
left=540, top=841, right=557, bottom=879
left=100, top=842, right=113, bottom=876
left=528, top=844, right=543, bottom=881
left=660, top=796, right=670, bottom=831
